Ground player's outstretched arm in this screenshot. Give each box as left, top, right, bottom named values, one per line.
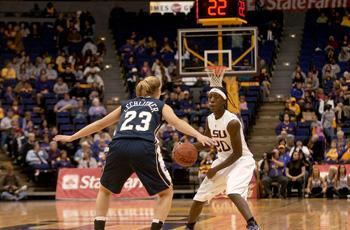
left=53, top=106, right=121, bottom=143
left=207, top=120, right=242, bottom=179
left=162, top=104, right=214, bottom=147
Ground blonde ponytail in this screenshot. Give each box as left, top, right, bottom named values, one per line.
left=136, top=76, right=161, bottom=97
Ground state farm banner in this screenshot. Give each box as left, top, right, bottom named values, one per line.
left=150, top=1, right=194, bottom=15
left=248, top=0, right=349, bottom=11
left=56, top=168, right=149, bottom=200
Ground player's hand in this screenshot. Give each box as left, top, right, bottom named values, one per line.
left=197, top=134, right=215, bottom=146
left=206, top=168, right=217, bottom=179
left=53, top=135, right=74, bottom=143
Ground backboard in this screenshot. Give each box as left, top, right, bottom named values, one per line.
left=177, top=27, right=258, bottom=76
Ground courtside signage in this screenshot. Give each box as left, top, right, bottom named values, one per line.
left=56, top=168, right=149, bottom=199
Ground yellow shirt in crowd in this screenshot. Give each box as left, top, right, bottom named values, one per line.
left=1, top=67, right=16, bottom=79
left=289, top=103, right=301, bottom=116
left=341, top=16, right=350, bottom=28
left=341, top=150, right=350, bottom=161
left=0, top=107, right=4, bottom=119
left=326, top=148, right=338, bottom=161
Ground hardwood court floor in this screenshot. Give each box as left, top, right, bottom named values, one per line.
left=0, top=199, right=349, bottom=230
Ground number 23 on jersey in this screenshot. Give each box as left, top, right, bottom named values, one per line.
left=120, top=111, right=152, bottom=131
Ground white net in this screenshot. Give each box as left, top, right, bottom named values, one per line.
left=206, top=66, right=227, bottom=87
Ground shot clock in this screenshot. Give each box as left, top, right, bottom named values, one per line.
left=196, top=0, right=247, bottom=25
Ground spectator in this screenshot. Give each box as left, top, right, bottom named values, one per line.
left=341, top=13, right=350, bottom=27
left=239, top=95, right=248, bottom=111
left=260, top=149, right=288, bottom=198
left=275, top=113, right=296, bottom=139
left=1, top=62, right=16, bottom=80
left=140, top=61, right=152, bottom=78
left=25, top=141, right=50, bottom=176
left=55, top=150, right=73, bottom=168
left=0, top=110, right=14, bottom=148
left=290, top=83, right=304, bottom=100
left=318, top=95, right=335, bottom=114
left=53, top=77, right=69, bottom=95
left=286, top=150, right=305, bottom=197
left=327, top=166, right=338, bottom=199
left=46, top=63, right=58, bottom=80
left=338, top=47, right=350, bottom=62
left=91, top=139, right=108, bottom=160
left=340, top=139, right=350, bottom=163
left=290, top=140, right=311, bottom=159
left=306, top=71, right=319, bottom=91
left=305, top=166, right=326, bottom=198
left=54, top=93, right=78, bottom=112
left=78, top=150, right=98, bottom=168
left=292, top=72, right=305, bottom=85
left=47, top=141, right=60, bottom=166
left=278, top=144, right=291, bottom=166
left=74, top=141, right=91, bottom=163
left=88, top=98, right=107, bottom=118
left=93, top=131, right=111, bottom=143
left=321, top=104, right=335, bottom=142
left=86, top=70, right=104, bottom=90
left=325, top=35, right=339, bottom=51
left=325, top=139, right=339, bottom=163
left=0, top=164, right=27, bottom=201
left=82, top=38, right=97, bottom=56
left=336, top=164, right=350, bottom=198
left=336, top=130, right=346, bottom=151
left=316, top=12, right=328, bottom=24
left=288, top=98, right=301, bottom=117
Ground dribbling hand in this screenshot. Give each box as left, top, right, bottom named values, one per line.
left=53, top=135, right=74, bottom=143
left=197, top=134, right=215, bottom=147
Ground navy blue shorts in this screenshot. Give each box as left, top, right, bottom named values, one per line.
left=100, top=139, right=172, bottom=196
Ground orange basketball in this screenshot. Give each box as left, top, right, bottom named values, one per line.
left=172, top=142, right=198, bottom=167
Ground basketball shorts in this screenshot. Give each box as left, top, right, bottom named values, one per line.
left=193, top=155, right=255, bottom=202
left=100, top=139, right=172, bottom=196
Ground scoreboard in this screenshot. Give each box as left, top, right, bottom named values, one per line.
left=196, top=0, right=247, bottom=25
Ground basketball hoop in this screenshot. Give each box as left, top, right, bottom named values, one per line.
left=206, top=65, right=227, bottom=87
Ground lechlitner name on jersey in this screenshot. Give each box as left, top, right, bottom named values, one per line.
left=124, top=100, right=159, bottom=113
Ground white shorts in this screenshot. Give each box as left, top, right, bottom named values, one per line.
left=193, top=155, right=255, bottom=202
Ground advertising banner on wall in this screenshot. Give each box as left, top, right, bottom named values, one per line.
left=56, top=168, right=149, bottom=200
left=248, top=0, right=348, bottom=11
left=150, top=1, right=195, bottom=14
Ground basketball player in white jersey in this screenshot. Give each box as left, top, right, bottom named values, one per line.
left=184, top=87, right=260, bottom=230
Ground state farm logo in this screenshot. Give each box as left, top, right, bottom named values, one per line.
left=62, top=174, right=79, bottom=190
left=61, top=174, right=144, bottom=191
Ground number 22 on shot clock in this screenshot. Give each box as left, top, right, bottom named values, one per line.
left=196, top=0, right=247, bottom=25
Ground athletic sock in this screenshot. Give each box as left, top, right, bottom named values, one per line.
left=150, top=219, right=163, bottom=230
left=247, top=217, right=257, bottom=226
left=185, top=222, right=196, bottom=230
left=94, top=216, right=106, bottom=230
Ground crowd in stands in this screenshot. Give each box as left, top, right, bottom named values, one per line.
left=261, top=9, right=350, bottom=199
left=0, top=2, right=108, bottom=195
